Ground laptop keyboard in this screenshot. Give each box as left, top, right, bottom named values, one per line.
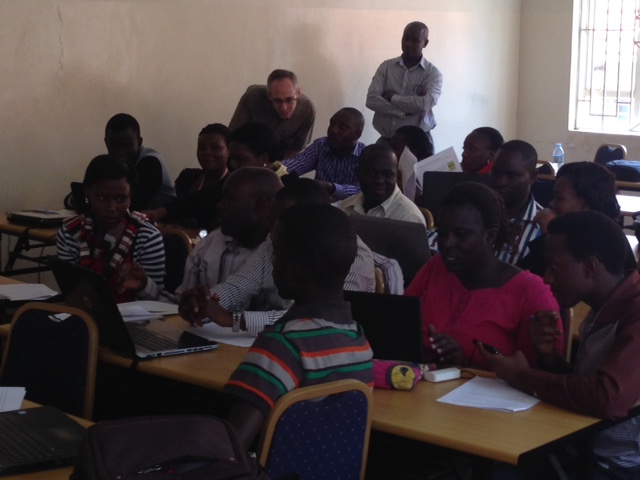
left=126, top=324, right=179, bottom=351
left=0, top=414, right=57, bottom=464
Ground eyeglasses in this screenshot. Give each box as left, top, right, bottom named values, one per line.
left=270, top=97, right=298, bottom=106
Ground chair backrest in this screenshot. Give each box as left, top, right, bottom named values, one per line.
left=536, top=160, right=555, bottom=175
left=530, top=176, right=556, bottom=208
left=159, top=226, right=193, bottom=293
left=594, top=143, right=627, bottom=165
left=605, top=160, right=640, bottom=182
left=258, top=379, right=373, bottom=480
left=0, top=302, right=98, bottom=419
left=418, top=207, right=435, bottom=230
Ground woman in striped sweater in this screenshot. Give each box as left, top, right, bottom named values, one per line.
left=57, top=154, right=165, bottom=302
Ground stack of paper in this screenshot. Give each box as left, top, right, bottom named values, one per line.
left=187, top=322, right=256, bottom=348
left=0, top=284, right=58, bottom=301
left=437, top=376, right=540, bottom=412
left=0, top=387, right=26, bottom=412
left=414, top=147, right=462, bottom=189
left=117, top=301, right=179, bottom=322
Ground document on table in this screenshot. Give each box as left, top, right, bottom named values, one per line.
left=0, top=284, right=58, bottom=301
left=414, top=147, right=462, bottom=188
left=0, top=387, right=26, bottom=412
left=187, top=322, right=255, bottom=347
left=437, top=376, right=540, bottom=412
left=118, top=301, right=179, bottom=316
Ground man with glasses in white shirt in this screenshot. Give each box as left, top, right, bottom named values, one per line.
left=229, top=69, right=316, bottom=159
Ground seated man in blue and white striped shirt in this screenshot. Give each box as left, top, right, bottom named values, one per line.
left=282, top=108, right=366, bottom=201
left=179, top=178, right=377, bottom=335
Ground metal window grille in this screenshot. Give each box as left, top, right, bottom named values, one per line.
left=574, top=0, right=640, bottom=132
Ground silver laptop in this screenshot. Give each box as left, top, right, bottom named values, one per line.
left=51, top=260, right=218, bottom=359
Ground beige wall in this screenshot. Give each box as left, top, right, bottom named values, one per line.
left=518, top=0, right=640, bottom=162
left=0, top=0, right=520, bottom=212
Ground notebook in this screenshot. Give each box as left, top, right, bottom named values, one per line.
left=344, top=291, right=424, bottom=363
left=0, top=406, right=85, bottom=475
left=50, top=260, right=218, bottom=359
left=349, top=213, right=431, bottom=286
left=421, top=171, right=492, bottom=224
left=6, top=209, right=74, bottom=228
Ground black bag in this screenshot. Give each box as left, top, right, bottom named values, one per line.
left=69, top=415, right=269, bottom=480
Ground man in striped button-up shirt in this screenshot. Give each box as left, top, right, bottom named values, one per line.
left=283, top=108, right=366, bottom=201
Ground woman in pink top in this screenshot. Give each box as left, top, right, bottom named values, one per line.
left=405, top=182, right=563, bottom=369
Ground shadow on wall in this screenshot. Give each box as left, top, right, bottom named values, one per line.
left=290, top=22, right=346, bottom=138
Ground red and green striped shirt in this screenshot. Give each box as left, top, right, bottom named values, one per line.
left=224, top=301, right=374, bottom=415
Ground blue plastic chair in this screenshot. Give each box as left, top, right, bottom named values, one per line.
left=258, top=379, right=372, bottom=480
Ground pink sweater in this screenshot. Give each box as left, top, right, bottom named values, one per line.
left=405, top=254, right=563, bottom=368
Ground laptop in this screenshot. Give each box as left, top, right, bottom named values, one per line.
left=50, top=260, right=218, bottom=359
left=344, top=291, right=424, bottom=363
left=0, top=405, right=85, bottom=475
left=349, top=213, right=431, bottom=286
left=6, top=209, right=74, bottom=228
left=421, top=171, right=492, bottom=224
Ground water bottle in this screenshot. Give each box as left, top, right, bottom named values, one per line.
left=552, top=143, right=565, bottom=167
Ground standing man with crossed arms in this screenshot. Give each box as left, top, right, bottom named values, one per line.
left=366, top=21, right=443, bottom=146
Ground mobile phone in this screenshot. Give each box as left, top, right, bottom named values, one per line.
left=473, top=339, right=501, bottom=355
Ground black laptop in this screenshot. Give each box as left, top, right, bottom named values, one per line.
left=50, top=260, right=218, bottom=359
left=6, top=210, right=73, bottom=228
left=344, top=291, right=424, bottom=363
left=0, top=406, right=85, bottom=475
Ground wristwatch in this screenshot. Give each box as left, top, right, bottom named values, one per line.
left=232, top=310, right=243, bottom=333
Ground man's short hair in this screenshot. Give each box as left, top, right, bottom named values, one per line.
left=228, top=121, right=279, bottom=163
left=267, top=69, right=298, bottom=87
left=199, top=123, right=230, bottom=143
left=497, top=140, right=538, bottom=171
left=105, top=113, right=140, bottom=136
left=277, top=203, right=357, bottom=286
left=472, top=127, right=504, bottom=152
left=338, top=107, right=365, bottom=131
left=547, top=210, right=628, bottom=276
left=358, top=144, right=395, bottom=166
left=393, top=125, right=433, bottom=159
left=275, top=177, right=330, bottom=205
left=405, top=21, right=429, bottom=37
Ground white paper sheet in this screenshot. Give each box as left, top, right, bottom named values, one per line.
left=186, top=322, right=256, bottom=347
left=398, top=147, right=418, bottom=201
left=118, top=300, right=179, bottom=316
left=437, top=376, right=540, bottom=412
left=0, top=284, right=58, bottom=301
left=0, top=387, right=26, bottom=412
left=117, top=304, right=162, bottom=322
left=414, top=147, right=462, bottom=188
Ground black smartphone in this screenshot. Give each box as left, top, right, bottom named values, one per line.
left=473, top=339, right=501, bottom=355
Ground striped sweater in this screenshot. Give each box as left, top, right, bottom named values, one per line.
left=224, top=301, right=374, bottom=415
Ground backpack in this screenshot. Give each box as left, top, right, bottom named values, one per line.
left=69, top=415, right=269, bottom=480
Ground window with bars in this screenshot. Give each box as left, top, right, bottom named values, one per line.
left=573, top=0, right=640, bottom=132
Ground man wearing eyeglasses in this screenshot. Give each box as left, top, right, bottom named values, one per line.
left=229, top=69, right=316, bottom=159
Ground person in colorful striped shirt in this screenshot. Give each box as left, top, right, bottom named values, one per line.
left=223, top=203, right=374, bottom=449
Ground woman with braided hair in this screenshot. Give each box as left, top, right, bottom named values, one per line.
left=405, top=182, right=563, bottom=369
